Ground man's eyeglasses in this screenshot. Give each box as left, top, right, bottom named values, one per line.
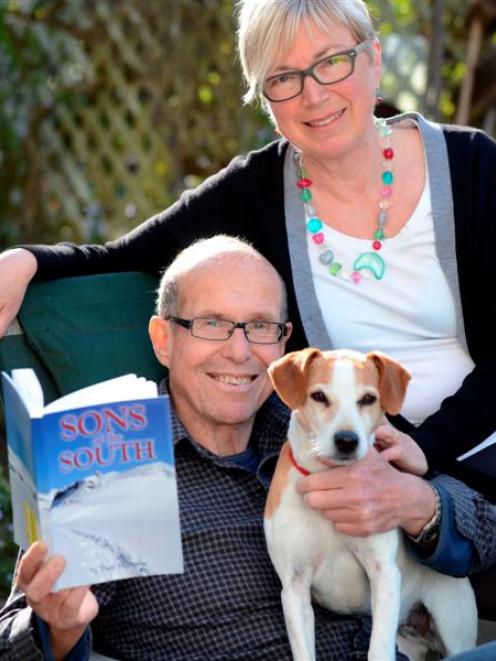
left=262, top=40, right=370, bottom=103
left=168, top=316, right=290, bottom=344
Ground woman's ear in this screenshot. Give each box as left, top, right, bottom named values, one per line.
left=371, top=37, right=382, bottom=87
left=149, top=315, right=171, bottom=367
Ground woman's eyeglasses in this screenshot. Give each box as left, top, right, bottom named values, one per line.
left=262, top=40, right=370, bottom=103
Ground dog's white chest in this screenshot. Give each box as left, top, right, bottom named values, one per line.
left=310, top=533, right=373, bottom=613
left=265, top=475, right=391, bottom=614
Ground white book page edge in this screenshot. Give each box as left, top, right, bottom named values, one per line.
left=43, top=374, right=158, bottom=413
left=10, top=368, right=45, bottom=417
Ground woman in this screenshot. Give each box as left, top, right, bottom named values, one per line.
left=1, top=2, right=495, bottom=492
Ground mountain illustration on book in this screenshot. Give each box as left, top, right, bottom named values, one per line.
left=2, top=369, right=183, bottom=590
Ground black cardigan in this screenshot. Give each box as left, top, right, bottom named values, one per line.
left=26, top=126, right=496, bottom=499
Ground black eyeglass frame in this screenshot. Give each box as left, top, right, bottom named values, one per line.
left=167, top=316, right=290, bottom=344
left=262, top=40, right=371, bottom=103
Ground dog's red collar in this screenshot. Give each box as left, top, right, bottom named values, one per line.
left=288, top=447, right=311, bottom=477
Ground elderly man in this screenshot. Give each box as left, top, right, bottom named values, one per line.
left=0, top=236, right=495, bottom=661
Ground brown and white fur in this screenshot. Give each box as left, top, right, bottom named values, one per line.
left=265, top=348, right=477, bottom=661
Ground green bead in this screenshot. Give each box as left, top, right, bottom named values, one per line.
left=382, top=171, right=393, bottom=185
left=374, top=228, right=385, bottom=240
left=300, top=189, right=312, bottom=202
left=307, top=217, right=323, bottom=233
left=329, top=262, right=342, bottom=276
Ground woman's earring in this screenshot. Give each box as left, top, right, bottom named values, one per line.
left=375, top=87, right=382, bottom=106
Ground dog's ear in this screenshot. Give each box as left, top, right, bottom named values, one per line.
left=367, top=351, right=411, bottom=415
left=268, top=348, right=322, bottom=410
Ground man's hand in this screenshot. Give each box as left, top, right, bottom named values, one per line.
left=15, top=541, right=99, bottom=661
left=374, top=422, right=428, bottom=476
left=296, top=447, right=437, bottom=538
left=0, top=248, right=37, bottom=337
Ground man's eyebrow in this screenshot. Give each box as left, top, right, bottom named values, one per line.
left=270, top=45, right=345, bottom=74
left=194, top=312, right=224, bottom=318
left=194, top=312, right=280, bottom=321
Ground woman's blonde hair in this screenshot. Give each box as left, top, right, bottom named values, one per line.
left=237, top=0, right=377, bottom=106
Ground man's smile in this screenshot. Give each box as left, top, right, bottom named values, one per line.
left=209, top=373, right=258, bottom=386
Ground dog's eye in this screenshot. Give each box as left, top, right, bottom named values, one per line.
left=358, top=393, right=377, bottom=407
left=310, top=391, right=329, bottom=406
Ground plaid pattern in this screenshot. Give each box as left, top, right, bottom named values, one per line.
left=432, top=474, right=496, bottom=573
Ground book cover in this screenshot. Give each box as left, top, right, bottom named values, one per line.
left=1, top=369, right=183, bottom=590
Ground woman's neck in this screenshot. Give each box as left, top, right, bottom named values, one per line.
left=301, top=123, right=384, bottom=202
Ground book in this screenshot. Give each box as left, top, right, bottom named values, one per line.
left=1, top=369, right=183, bottom=590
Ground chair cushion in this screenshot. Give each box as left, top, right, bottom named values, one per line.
left=17, top=271, right=165, bottom=400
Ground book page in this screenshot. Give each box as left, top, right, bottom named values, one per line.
left=44, top=374, right=158, bottom=413
left=10, top=369, right=45, bottom=417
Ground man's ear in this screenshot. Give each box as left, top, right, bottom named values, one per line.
left=149, top=315, right=171, bottom=367
left=280, top=322, right=293, bottom=352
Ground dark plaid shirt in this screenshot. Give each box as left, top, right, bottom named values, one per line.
left=2, top=391, right=494, bottom=660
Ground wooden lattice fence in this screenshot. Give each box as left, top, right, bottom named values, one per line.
left=32, top=0, right=269, bottom=243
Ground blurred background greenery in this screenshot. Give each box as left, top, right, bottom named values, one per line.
left=0, top=0, right=495, bottom=599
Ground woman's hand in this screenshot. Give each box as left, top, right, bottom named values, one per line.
left=296, top=447, right=436, bottom=537
left=374, top=421, right=428, bottom=476
left=0, top=248, right=38, bottom=337
left=15, top=541, right=98, bottom=660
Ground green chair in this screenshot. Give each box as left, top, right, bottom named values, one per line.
left=0, top=271, right=165, bottom=402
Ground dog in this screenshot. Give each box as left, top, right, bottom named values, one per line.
left=264, top=348, right=477, bottom=661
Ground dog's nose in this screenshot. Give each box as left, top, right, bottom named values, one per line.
left=334, top=431, right=359, bottom=455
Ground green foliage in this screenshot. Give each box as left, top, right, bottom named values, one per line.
left=0, top=0, right=274, bottom=251
left=0, top=0, right=91, bottom=249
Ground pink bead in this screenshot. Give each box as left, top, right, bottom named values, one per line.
left=351, top=271, right=361, bottom=284
left=297, top=177, right=313, bottom=188
left=373, top=240, right=382, bottom=250
left=381, top=186, right=392, bottom=197
left=383, top=148, right=394, bottom=159
left=312, top=232, right=324, bottom=245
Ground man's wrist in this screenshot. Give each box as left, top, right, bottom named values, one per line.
left=50, top=623, right=88, bottom=661
left=400, top=476, right=438, bottom=537
left=407, top=484, right=441, bottom=546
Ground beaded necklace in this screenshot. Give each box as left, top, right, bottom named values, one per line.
left=297, top=117, right=393, bottom=284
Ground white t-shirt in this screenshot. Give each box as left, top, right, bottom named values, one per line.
left=307, top=180, right=474, bottom=425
